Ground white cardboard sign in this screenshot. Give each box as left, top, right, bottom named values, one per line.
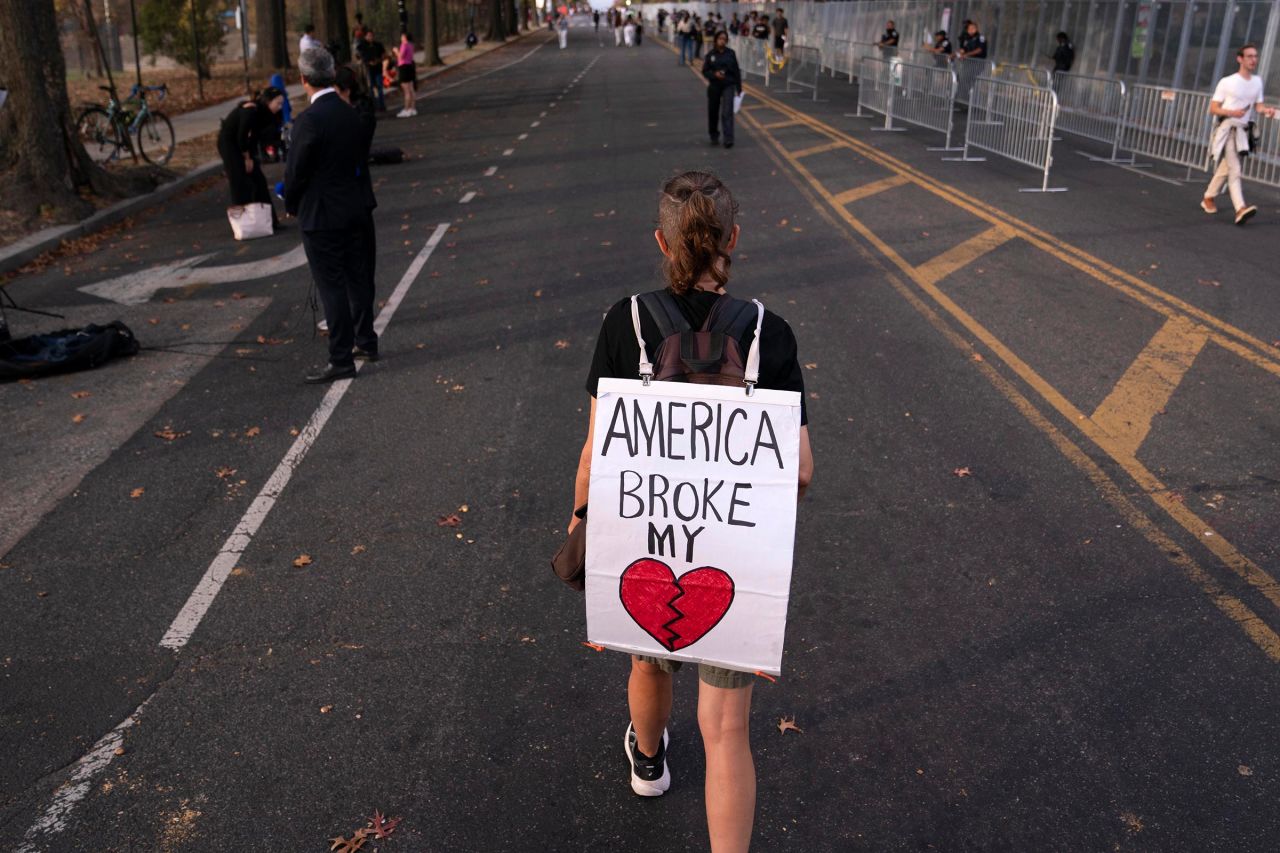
left=585, top=378, right=802, bottom=676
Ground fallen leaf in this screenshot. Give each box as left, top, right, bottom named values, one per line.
left=244, top=426, right=261, bottom=437
left=329, top=833, right=366, bottom=853
left=777, top=218, right=789, bottom=227
left=293, top=554, right=313, bottom=568
left=1120, top=812, right=1145, bottom=833
left=146, top=318, right=159, bottom=326
left=778, top=716, right=803, bottom=735
left=154, top=426, right=190, bottom=441
left=351, top=544, right=366, bottom=555
left=215, top=467, right=236, bottom=479
left=319, top=704, right=333, bottom=714
left=1238, top=764, right=1253, bottom=777
left=803, top=362, right=817, bottom=369
left=71, top=413, right=87, bottom=424
left=113, top=747, right=125, bottom=756
left=70, top=390, right=91, bottom=399
left=366, top=810, right=402, bottom=839
left=1198, top=278, right=1221, bottom=288
left=438, top=514, right=463, bottom=528
left=972, top=353, right=984, bottom=362
left=533, top=289, right=543, bottom=298
left=554, top=339, right=570, bottom=349
left=953, top=467, right=972, bottom=477
left=130, top=488, right=145, bottom=499
left=582, top=641, right=606, bottom=652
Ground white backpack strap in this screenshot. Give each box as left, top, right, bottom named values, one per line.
left=630, top=295, right=654, bottom=385
left=744, top=298, right=764, bottom=395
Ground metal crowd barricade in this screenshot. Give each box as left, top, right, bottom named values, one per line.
left=953, top=56, right=995, bottom=106
left=1051, top=72, right=1130, bottom=163
left=890, top=61, right=962, bottom=150
left=987, top=64, right=1053, bottom=89
left=945, top=77, right=1066, bottom=192
left=1241, top=109, right=1280, bottom=189
left=854, top=56, right=892, bottom=124
left=826, top=37, right=857, bottom=82
left=783, top=45, right=822, bottom=101
left=734, top=36, right=770, bottom=85
left=1118, top=84, right=1213, bottom=179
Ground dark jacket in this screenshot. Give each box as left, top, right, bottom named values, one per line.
left=217, top=101, right=277, bottom=158
left=702, top=47, right=741, bottom=91
left=284, top=91, right=375, bottom=231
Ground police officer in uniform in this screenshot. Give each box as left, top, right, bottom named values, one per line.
left=877, top=20, right=899, bottom=52
left=957, top=20, right=988, bottom=60
left=1052, top=32, right=1075, bottom=73
left=925, top=30, right=952, bottom=68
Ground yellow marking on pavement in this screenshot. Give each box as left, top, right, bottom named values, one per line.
left=790, top=141, right=849, bottom=159
left=762, top=119, right=805, bottom=130
left=739, top=101, right=1280, bottom=655
left=1091, top=317, right=1211, bottom=457
left=830, top=174, right=910, bottom=206
left=914, top=226, right=1016, bottom=287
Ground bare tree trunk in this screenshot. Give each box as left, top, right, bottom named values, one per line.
left=0, top=0, right=162, bottom=226
left=424, top=0, right=443, bottom=65
left=315, top=0, right=351, bottom=62
left=507, top=0, right=519, bottom=37
left=253, top=0, right=290, bottom=70
left=485, top=0, right=505, bottom=42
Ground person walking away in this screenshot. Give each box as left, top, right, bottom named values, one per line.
left=877, top=20, right=899, bottom=53
left=286, top=49, right=379, bottom=383
left=395, top=31, right=417, bottom=117
left=925, top=30, right=952, bottom=68
left=299, top=23, right=323, bottom=58
left=772, top=7, right=788, bottom=55
left=217, top=87, right=286, bottom=231
left=614, top=9, right=624, bottom=47
left=572, top=170, right=814, bottom=853
left=635, top=16, right=643, bottom=45
left=1201, top=43, right=1277, bottom=225
left=557, top=14, right=569, bottom=49
left=356, top=29, right=386, bottom=111
left=593, top=10, right=600, bottom=33
left=623, top=15, right=636, bottom=47
left=704, top=32, right=741, bottom=149
left=1052, top=32, right=1074, bottom=73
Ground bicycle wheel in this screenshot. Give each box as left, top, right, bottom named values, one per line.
left=136, top=111, right=175, bottom=166
left=76, top=106, right=126, bottom=162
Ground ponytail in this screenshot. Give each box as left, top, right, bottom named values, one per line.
left=658, top=171, right=738, bottom=295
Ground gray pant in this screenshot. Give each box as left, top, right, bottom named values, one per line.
left=1206, top=142, right=1246, bottom=211
left=708, top=85, right=735, bottom=143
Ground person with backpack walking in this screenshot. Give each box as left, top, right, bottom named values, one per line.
left=572, top=170, right=814, bottom=853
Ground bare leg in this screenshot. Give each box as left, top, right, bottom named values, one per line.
left=698, top=680, right=755, bottom=853
left=628, top=656, right=672, bottom=757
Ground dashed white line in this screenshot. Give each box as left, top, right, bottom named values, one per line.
left=530, top=121, right=540, bottom=127
left=484, top=166, right=498, bottom=176
left=518, top=133, right=528, bottom=140
left=503, top=148, right=515, bottom=156
left=158, top=222, right=452, bottom=651
left=460, top=191, right=477, bottom=204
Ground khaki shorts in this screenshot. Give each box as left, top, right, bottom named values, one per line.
left=634, top=654, right=754, bottom=689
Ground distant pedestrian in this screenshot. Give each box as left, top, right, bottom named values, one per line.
left=286, top=49, right=379, bottom=384
left=677, top=13, right=694, bottom=64
left=635, top=16, right=644, bottom=46
left=1201, top=43, right=1277, bottom=225
left=557, top=14, right=569, bottom=49
left=1052, top=32, right=1074, bottom=73
left=217, top=87, right=285, bottom=231
left=877, top=20, right=899, bottom=52
left=299, top=23, right=323, bottom=58
left=703, top=31, right=741, bottom=149
left=925, top=30, right=952, bottom=67
left=751, top=16, right=769, bottom=41
left=572, top=169, right=813, bottom=853
left=614, top=8, right=624, bottom=47
left=395, top=31, right=417, bottom=118
left=593, top=10, right=600, bottom=32
left=355, top=29, right=386, bottom=111
left=624, top=15, right=636, bottom=47
left=352, top=12, right=366, bottom=41
left=772, top=7, right=788, bottom=54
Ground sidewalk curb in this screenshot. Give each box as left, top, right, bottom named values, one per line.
left=0, top=30, right=547, bottom=279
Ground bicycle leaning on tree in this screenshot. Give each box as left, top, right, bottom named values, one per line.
left=76, top=83, right=176, bottom=166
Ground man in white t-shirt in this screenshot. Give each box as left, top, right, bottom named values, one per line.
left=1201, top=43, right=1277, bottom=225
left=299, top=24, right=324, bottom=59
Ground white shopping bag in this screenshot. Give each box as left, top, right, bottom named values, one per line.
left=227, top=203, right=274, bottom=241
left=733, top=91, right=745, bottom=114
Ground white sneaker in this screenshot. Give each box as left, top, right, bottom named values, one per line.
left=396, top=109, right=410, bottom=118
left=408, top=108, right=418, bottom=117
left=624, top=723, right=670, bottom=797
left=317, top=319, right=328, bottom=332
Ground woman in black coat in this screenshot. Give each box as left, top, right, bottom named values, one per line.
left=702, top=31, right=742, bottom=148
left=216, top=87, right=286, bottom=225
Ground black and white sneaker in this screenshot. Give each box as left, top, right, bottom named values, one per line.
left=624, top=723, right=670, bottom=797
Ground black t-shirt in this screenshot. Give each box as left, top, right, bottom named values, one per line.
left=772, top=16, right=788, bottom=45
left=586, top=289, right=808, bottom=425
left=960, top=32, right=987, bottom=58
left=881, top=28, right=899, bottom=46
left=1053, top=42, right=1074, bottom=72
left=752, top=22, right=770, bottom=39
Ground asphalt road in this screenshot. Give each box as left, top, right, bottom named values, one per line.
left=3, top=21, right=1280, bottom=852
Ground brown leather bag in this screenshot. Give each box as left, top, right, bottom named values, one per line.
left=551, top=505, right=587, bottom=591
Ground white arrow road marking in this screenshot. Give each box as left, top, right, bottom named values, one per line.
left=77, top=243, right=309, bottom=305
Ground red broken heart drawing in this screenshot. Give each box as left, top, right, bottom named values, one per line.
left=619, top=558, right=735, bottom=651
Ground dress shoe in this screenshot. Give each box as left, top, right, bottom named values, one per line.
left=303, top=363, right=356, bottom=383
left=353, top=347, right=379, bottom=362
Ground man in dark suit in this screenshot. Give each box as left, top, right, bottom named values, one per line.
left=285, top=48, right=379, bottom=383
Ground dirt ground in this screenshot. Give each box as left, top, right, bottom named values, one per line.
left=66, top=63, right=299, bottom=118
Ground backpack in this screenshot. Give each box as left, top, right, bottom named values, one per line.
left=628, top=289, right=765, bottom=392
left=0, top=321, right=139, bottom=382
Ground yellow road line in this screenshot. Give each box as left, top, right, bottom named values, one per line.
left=741, top=84, right=1280, bottom=379
left=740, top=104, right=1280, bottom=649
left=914, top=226, right=1017, bottom=287
left=830, top=174, right=910, bottom=206
left=790, top=141, right=849, bottom=159
left=1091, top=316, right=1210, bottom=457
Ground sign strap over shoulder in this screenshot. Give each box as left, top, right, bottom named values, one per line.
left=744, top=299, right=764, bottom=394
left=630, top=295, right=654, bottom=385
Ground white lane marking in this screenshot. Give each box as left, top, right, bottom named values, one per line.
left=415, top=39, right=549, bottom=103
left=14, top=697, right=152, bottom=851
left=78, top=244, right=309, bottom=306
left=502, top=148, right=515, bottom=156
left=484, top=166, right=498, bottom=176
left=158, top=222, right=451, bottom=651
left=460, top=191, right=477, bottom=204
left=539, top=111, right=547, bottom=117
left=518, top=133, right=528, bottom=140
left=550, top=103, right=558, bottom=108
left=530, top=121, right=540, bottom=127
